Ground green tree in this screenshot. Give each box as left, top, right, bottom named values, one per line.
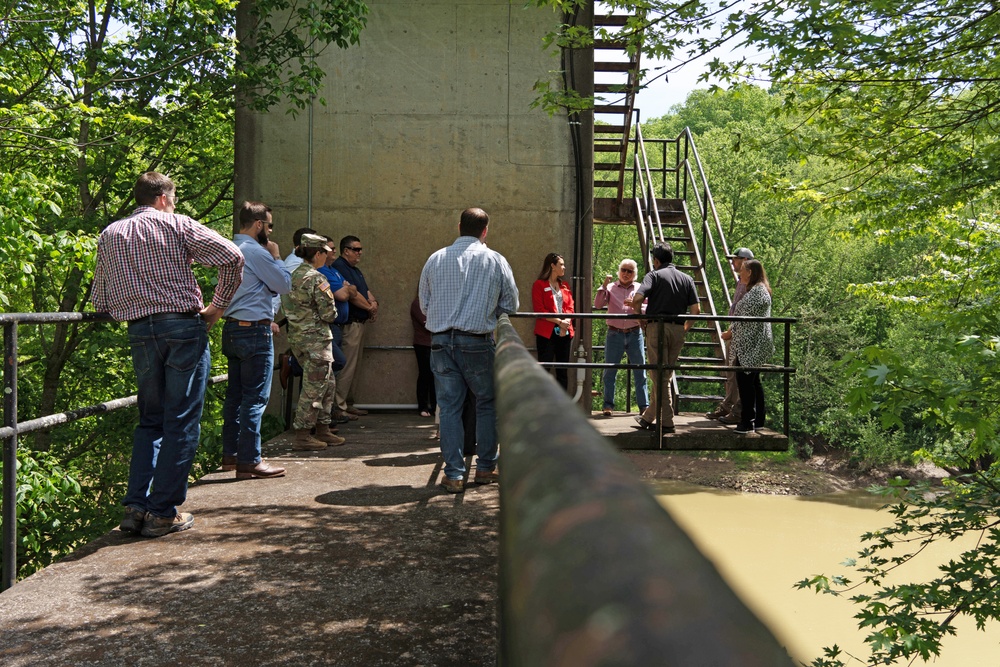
left=0, top=0, right=367, bottom=578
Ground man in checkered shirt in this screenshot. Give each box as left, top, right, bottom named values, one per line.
left=92, top=172, right=244, bottom=538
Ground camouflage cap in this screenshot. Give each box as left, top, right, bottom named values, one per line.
left=300, top=233, right=332, bottom=252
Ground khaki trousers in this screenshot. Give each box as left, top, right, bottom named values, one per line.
left=718, top=345, right=742, bottom=419
left=640, top=322, right=686, bottom=427
left=335, top=322, right=365, bottom=412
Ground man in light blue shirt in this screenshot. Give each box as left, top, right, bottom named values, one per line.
left=419, top=207, right=519, bottom=493
left=221, top=202, right=293, bottom=480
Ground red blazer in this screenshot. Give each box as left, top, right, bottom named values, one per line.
left=532, top=279, right=575, bottom=338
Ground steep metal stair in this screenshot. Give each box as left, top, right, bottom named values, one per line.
left=630, top=123, right=738, bottom=416
left=592, top=10, right=643, bottom=207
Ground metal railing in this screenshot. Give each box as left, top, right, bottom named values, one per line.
left=1, top=312, right=226, bottom=591
left=632, top=124, right=734, bottom=339
left=511, top=311, right=796, bottom=437
left=494, top=314, right=795, bottom=665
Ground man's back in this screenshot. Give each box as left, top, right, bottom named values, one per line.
left=420, top=236, right=518, bottom=334
left=641, top=264, right=698, bottom=316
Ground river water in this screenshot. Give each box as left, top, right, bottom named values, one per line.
left=654, top=481, right=1000, bottom=665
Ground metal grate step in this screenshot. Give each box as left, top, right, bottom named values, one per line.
left=677, top=393, right=724, bottom=402
left=676, top=375, right=726, bottom=383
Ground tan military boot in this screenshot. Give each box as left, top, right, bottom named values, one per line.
left=314, top=423, right=346, bottom=446
left=293, top=429, right=327, bottom=451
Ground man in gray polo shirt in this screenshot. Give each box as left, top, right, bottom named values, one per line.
left=629, top=242, right=701, bottom=434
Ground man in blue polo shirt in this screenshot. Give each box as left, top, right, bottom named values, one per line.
left=221, top=201, right=292, bottom=479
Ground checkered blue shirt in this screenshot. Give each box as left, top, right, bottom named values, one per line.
left=419, top=236, right=519, bottom=334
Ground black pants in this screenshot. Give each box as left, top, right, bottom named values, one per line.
left=735, top=369, right=766, bottom=429
left=536, top=333, right=572, bottom=390
left=414, top=344, right=436, bottom=413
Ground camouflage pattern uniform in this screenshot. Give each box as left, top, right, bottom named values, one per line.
left=282, top=262, right=338, bottom=430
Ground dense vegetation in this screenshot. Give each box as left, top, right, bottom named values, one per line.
left=575, top=0, right=1000, bottom=661
left=1, top=0, right=367, bottom=580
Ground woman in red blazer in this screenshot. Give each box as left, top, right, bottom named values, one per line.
left=532, top=252, right=575, bottom=390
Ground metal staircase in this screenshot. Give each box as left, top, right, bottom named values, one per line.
left=630, top=123, right=737, bottom=413
left=593, top=11, right=643, bottom=203
left=588, top=8, right=767, bottom=427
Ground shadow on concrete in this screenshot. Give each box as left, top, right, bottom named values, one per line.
left=0, top=413, right=499, bottom=667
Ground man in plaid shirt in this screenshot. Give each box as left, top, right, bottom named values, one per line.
left=92, top=172, right=244, bottom=538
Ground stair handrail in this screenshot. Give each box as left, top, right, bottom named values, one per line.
left=678, top=128, right=734, bottom=312
left=633, top=123, right=666, bottom=249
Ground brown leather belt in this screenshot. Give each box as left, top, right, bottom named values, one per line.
left=225, top=317, right=272, bottom=326
left=610, top=325, right=641, bottom=334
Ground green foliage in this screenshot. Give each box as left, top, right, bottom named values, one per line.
left=2, top=450, right=117, bottom=579
left=1, top=0, right=368, bottom=579
left=797, top=471, right=1000, bottom=666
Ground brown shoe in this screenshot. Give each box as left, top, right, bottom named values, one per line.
left=704, top=408, right=727, bottom=420
left=440, top=477, right=464, bottom=493
left=346, top=407, right=368, bottom=416
left=292, top=429, right=327, bottom=451
left=140, top=511, right=194, bottom=538
left=314, top=423, right=346, bottom=446
left=221, top=455, right=237, bottom=471
left=236, top=460, right=286, bottom=479
left=474, top=469, right=499, bottom=485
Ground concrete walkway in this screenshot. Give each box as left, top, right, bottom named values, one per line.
left=0, top=414, right=499, bottom=667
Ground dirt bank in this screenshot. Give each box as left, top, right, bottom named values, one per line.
left=622, top=449, right=951, bottom=496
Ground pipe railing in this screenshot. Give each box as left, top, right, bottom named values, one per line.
left=512, top=311, right=796, bottom=437
left=629, top=126, right=736, bottom=319
left=494, top=314, right=795, bottom=666
left=1, top=312, right=227, bottom=591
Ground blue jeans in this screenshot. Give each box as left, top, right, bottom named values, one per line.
left=431, top=332, right=498, bottom=480
left=123, top=316, right=210, bottom=518
left=602, top=327, right=648, bottom=411
left=222, top=321, right=274, bottom=465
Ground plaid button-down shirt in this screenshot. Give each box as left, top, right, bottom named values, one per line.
left=92, top=206, right=244, bottom=322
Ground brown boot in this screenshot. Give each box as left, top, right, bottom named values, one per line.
left=236, top=460, right=286, bottom=479
left=293, top=429, right=327, bottom=451
left=314, top=423, right=346, bottom=446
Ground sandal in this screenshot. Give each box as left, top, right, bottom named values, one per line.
left=602, top=409, right=612, bottom=417
left=420, top=410, right=432, bottom=418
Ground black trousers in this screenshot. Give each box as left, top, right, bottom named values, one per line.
left=536, top=333, right=572, bottom=390
left=414, top=344, right=436, bottom=413
left=735, top=369, right=766, bottom=429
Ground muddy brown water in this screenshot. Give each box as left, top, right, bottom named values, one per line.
left=654, top=481, right=1000, bottom=666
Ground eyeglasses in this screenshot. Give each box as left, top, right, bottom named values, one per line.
left=345, top=246, right=363, bottom=252
left=161, top=193, right=177, bottom=203
left=620, top=268, right=634, bottom=274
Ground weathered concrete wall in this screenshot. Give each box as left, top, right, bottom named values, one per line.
left=237, top=1, right=581, bottom=408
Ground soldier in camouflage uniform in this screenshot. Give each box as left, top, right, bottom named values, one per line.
left=281, top=234, right=346, bottom=449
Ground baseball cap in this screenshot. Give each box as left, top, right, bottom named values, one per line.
left=728, top=247, right=754, bottom=259
left=300, top=233, right=332, bottom=252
